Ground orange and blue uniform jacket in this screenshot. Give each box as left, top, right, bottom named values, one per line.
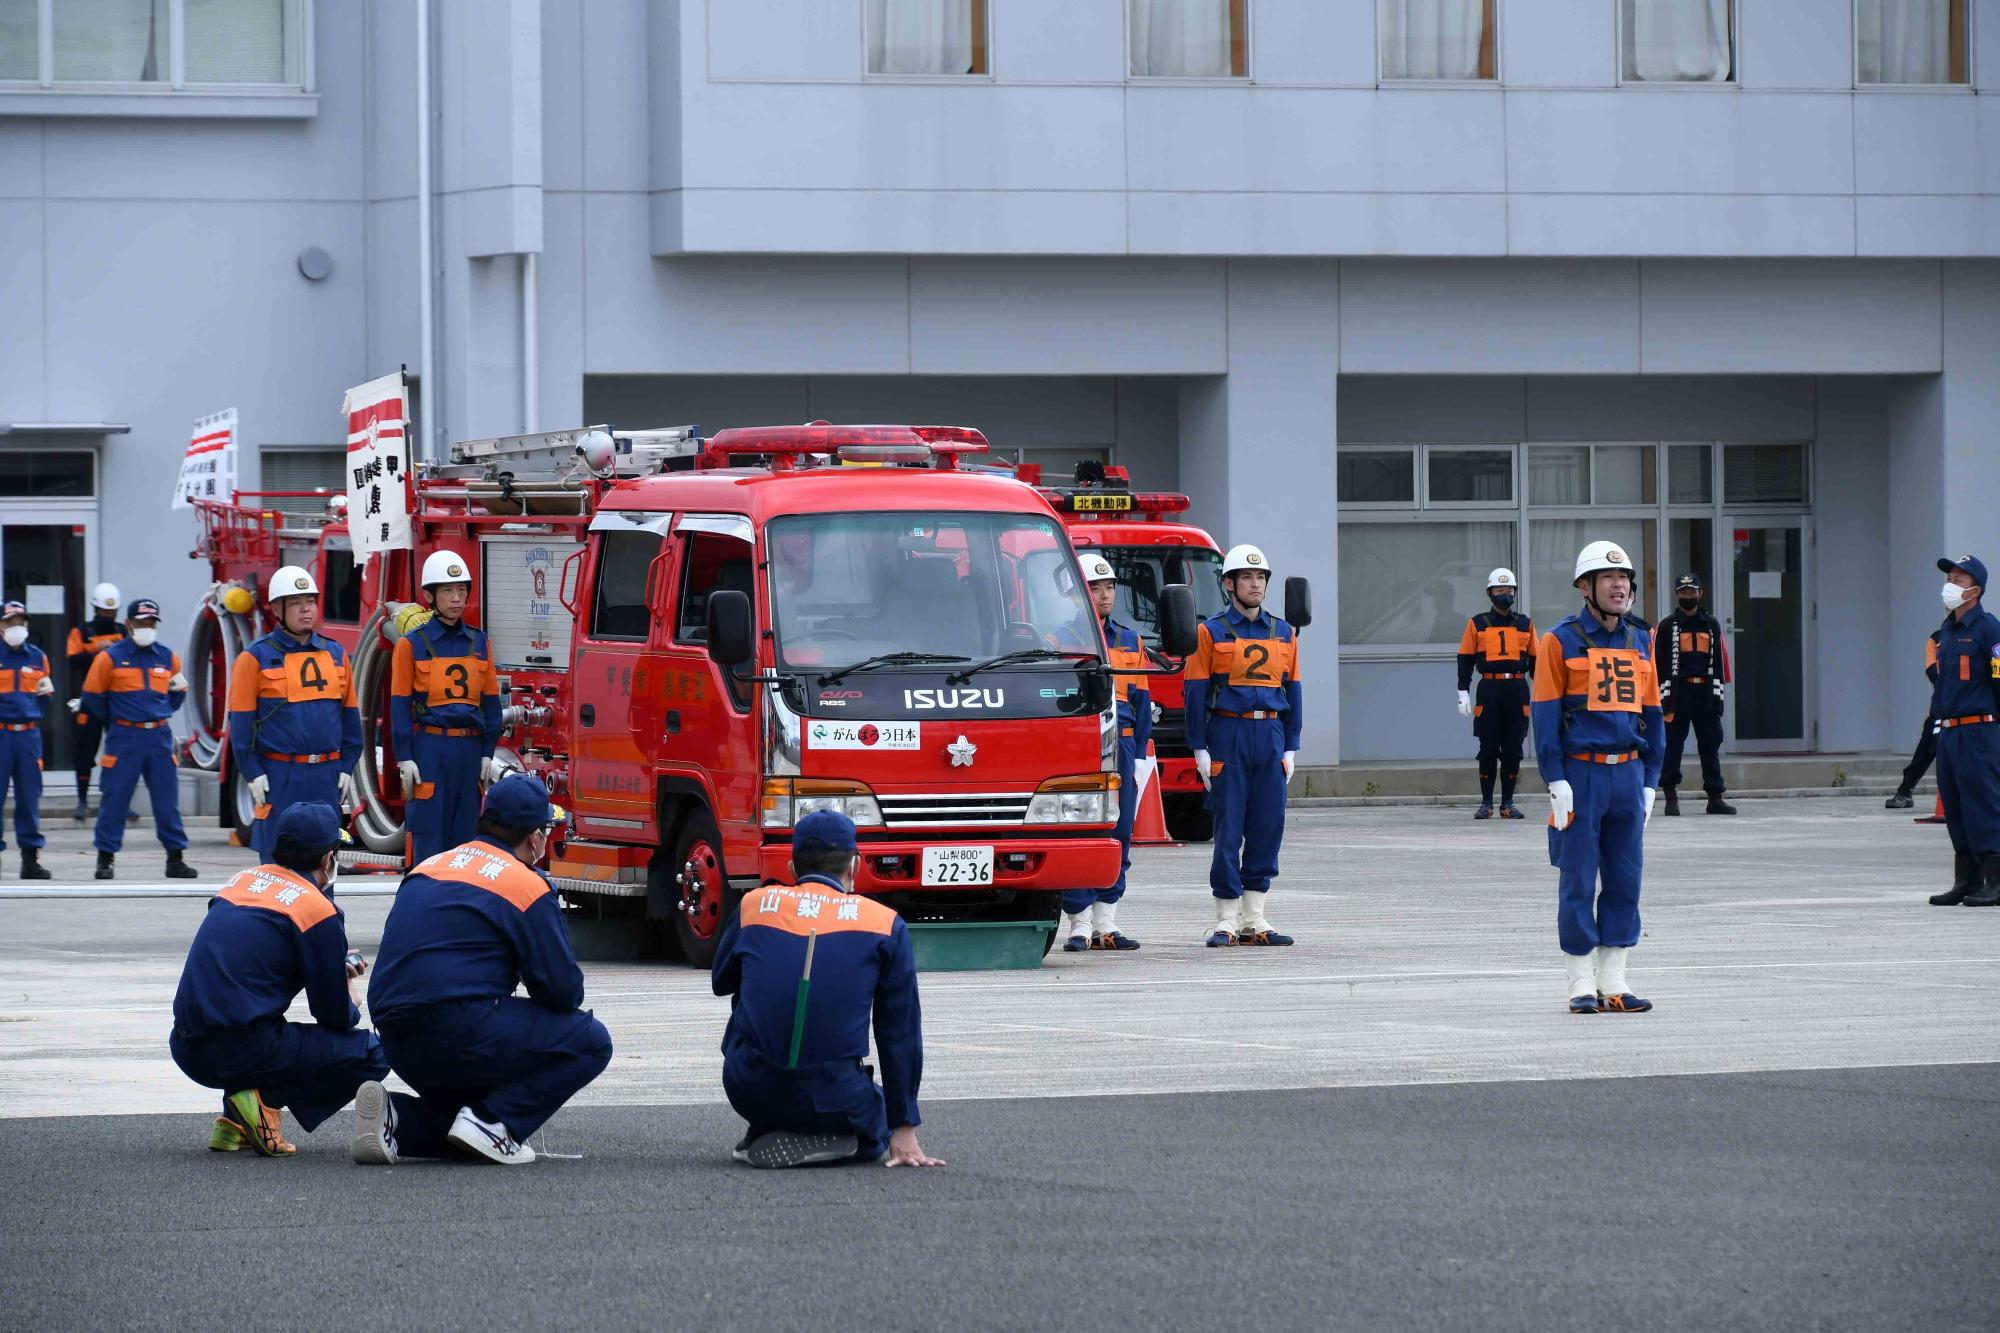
left=366, top=836, right=585, bottom=1023
left=713, top=875, right=924, bottom=1131
left=1930, top=605, right=2000, bottom=720
left=1106, top=615, right=1153, bottom=749
left=65, top=616, right=124, bottom=685
left=80, top=638, right=185, bottom=724
left=227, top=630, right=363, bottom=782
left=171, top=865, right=358, bottom=1036
left=1455, top=611, right=1537, bottom=689
left=1531, top=611, right=1665, bottom=788
left=0, top=639, right=50, bottom=724
left=389, top=616, right=502, bottom=759
left=1183, top=607, right=1303, bottom=753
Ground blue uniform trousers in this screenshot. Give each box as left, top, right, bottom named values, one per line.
left=407, top=730, right=483, bottom=863
left=1550, top=757, right=1645, bottom=955
left=1062, top=733, right=1136, bottom=915
left=251, top=760, right=341, bottom=861
left=169, top=1019, right=389, bottom=1132
left=377, top=996, right=612, bottom=1154
left=94, top=726, right=187, bottom=854
left=0, top=728, right=44, bottom=853
left=722, top=1039, right=890, bottom=1162
left=1206, top=713, right=1287, bottom=900
left=1937, top=722, right=2000, bottom=856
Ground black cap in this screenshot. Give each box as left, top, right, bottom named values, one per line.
left=1675, top=573, right=1703, bottom=592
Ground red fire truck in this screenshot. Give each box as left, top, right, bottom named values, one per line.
left=187, top=422, right=1196, bottom=964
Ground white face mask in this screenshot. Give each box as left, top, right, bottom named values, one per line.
left=1, top=626, right=25, bottom=648
left=1942, top=582, right=1970, bottom=611
left=130, top=627, right=157, bottom=648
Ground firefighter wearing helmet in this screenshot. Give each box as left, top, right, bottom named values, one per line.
left=80, top=597, right=197, bottom=880
left=390, top=550, right=502, bottom=860
left=1058, top=553, right=1152, bottom=953
left=1530, top=540, right=1664, bottom=1015
left=64, top=582, right=127, bottom=822
left=1183, top=543, right=1302, bottom=947
left=1455, top=567, right=1537, bottom=820
left=226, top=565, right=363, bottom=860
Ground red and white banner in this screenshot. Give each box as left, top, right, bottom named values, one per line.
left=172, top=408, right=237, bottom=509
left=343, top=372, right=412, bottom=560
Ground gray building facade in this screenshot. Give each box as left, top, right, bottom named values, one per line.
left=3, top=0, right=1998, bottom=770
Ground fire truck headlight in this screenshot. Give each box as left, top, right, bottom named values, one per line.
left=762, top=779, right=881, bottom=828
left=1027, top=775, right=1116, bottom=824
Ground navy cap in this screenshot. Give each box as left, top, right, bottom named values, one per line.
left=1675, top=573, right=1703, bottom=591
left=0, top=600, right=25, bottom=620
left=1939, top=554, right=1988, bottom=589
left=792, top=808, right=858, bottom=858
left=482, top=772, right=559, bottom=828
left=273, top=801, right=341, bottom=852
left=126, top=598, right=161, bottom=621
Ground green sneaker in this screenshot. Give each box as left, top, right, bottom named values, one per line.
left=207, top=1116, right=249, bottom=1152
left=223, top=1089, right=296, bottom=1157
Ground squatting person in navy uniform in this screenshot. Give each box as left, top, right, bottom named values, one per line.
left=1655, top=573, right=1736, bottom=816
left=1925, top=555, right=2000, bottom=908
left=0, top=600, right=55, bottom=879
left=391, top=550, right=503, bottom=861
left=228, top=565, right=363, bottom=860
left=64, top=582, right=125, bottom=822
left=1184, top=544, right=1302, bottom=948
left=169, top=803, right=388, bottom=1156
left=1455, top=567, right=1536, bottom=820
left=353, top=774, right=611, bottom=1165
left=81, top=597, right=197, bottom=880
left=1532, top=540, right=1665, bottom=1015
left=1059, top=553, right=1152, bottom=953
left=712, top=810, right=940, bottom=1169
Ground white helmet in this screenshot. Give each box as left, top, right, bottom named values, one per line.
left=420, top=550, right=473, bottom=588
left=269, top=565, right=319, bottom=601
left=1080, top=554, right=1116, bottom=584
left=91, top=582, right=120, bottom=611
left=1486, top=567, right=1517, bottom=590
left=1221, top=544, right=1271, bottom=577
left=1573, top=540, right=1637, bottom=585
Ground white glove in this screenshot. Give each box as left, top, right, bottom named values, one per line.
left=398, top=760, right=422, bottom=791
left=1194, top=749, right=1212, bottom=789
left=36, top=677, right=54, bottom=696
left=480, top=756, right=500, bottom=788
left=338, top=771, right=357, bottom=807
left=1133, top=755, right=1157, bottom=794
left=66, top=698, right=79, bottom=712
left=1456, top=690, right=1472, bottom=717
left=169, top=673, right=188, bottom=691
left=1548, top=778, right=1575, bottom=830
left=1282, top=751, right=1296, bottom=781
left=1642, top=787, right=1656, bottom=826
left=247, top=774, right=270, bottom=805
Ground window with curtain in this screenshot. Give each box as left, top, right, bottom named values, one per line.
left=0, top=0, right=36, bottom=79
left=1130, top=0, right=1247, bottom=78
left=55, top=0, right=167, bottom=82
left=1529, top=446, right=1591, bottom=505
left=1339, top=521, right=1516, bottom=646
left=1857, top=0, right=1969, bottom=84
left=1379, top=0, right=1496, bottom=80
left=867, top=0, right=988, bottom=75
left=1621, top=0, right=1734, bottom=83
left=186, top=0, right=299, bottom=83
left=1528, top=518, right=1658, bottom=632
left=8, top=0, right=303, bottom=86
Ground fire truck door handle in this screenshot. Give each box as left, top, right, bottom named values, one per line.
left=579, top=704, right=596, bottom=726
left=666, top=711, right=682, bottom=734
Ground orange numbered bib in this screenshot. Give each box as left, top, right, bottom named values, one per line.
left=1583, top=648, right=1647, bottom=713
left=1212, top=636, right=1295, bottom=690
left=415, top=654, right=483, bottom=708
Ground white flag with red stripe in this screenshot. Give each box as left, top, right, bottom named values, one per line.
left=172, top=408, right=237, bottom=509
left=342, top=371, right=412, bottom=560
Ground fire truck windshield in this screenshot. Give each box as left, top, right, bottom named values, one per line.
left=769, top=511, right=1098, bottom=671
left=1101, top=545, right=1227, bottom=646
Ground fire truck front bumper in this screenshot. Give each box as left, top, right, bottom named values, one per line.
left=758, top=832, right=1121, bottom=897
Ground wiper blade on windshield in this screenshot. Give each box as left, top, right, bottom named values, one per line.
left=947, top=648, right=1100, bottom=684
left=819, top=652, right=970, bottom=685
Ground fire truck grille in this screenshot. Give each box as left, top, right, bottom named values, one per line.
left=876, top=792, right=1034, bottom=828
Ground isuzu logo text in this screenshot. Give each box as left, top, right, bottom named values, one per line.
left=903, top=687, right=1005, bottom=710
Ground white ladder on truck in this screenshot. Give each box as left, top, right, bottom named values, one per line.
left=448, top=424, right=700, bottom=480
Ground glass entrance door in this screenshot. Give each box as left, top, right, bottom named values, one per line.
left=0, top=514, right=95, bottom=774
left=1725, top=517, right=1810, bottom=751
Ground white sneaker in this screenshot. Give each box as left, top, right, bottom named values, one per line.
left=350, top=1080, right=398, bottom=1165
left=446, top=1106, right=537, bottom=1165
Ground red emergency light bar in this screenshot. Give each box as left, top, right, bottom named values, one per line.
left=699, top=422, right=989, bottom=471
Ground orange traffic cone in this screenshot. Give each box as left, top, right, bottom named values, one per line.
left=1131, top=743, right=1174, bottom=846
left=1917, top=792, right=1946, bottom=825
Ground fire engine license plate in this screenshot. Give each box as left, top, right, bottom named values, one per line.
left=921, top=845, right=994, bottom=887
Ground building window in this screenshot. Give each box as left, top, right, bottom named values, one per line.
left=866, top=0, right=988, bottom=76
left=0, top=449, right=94, bottom=497
left=259, top=446, right=343, bottom=517
left=1528, top=518, right=1659, bottom=631
left=1667, top=443, right=1713, bottom=504
left=1427, top=448, right=1513, bottom=506
left=1528, top=443, right=1658, bottom=505
left=1338, top=448, right=1417, bottom=506
left=1379, top=0, right=1496, bottom=80
left=1340, top=520, right=1517, bottom=646
left=1, top=0, right=306, bottom=88
left=1723, top=444, right=1809, bottom=506
left=1619, top=0, right=1735, bottom=83
left=1857, top=0, right=1970, bottom=85
left=1130, top=0, right=1247, bottom=78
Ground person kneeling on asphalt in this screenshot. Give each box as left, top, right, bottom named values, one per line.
left=712, top=810, right=942, bottom=1169
left=168, top=802, right=389, bottom=1156
left=354, top=773, right=611, bottom=1165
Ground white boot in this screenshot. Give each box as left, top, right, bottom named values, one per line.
left=1205, top=896, right=1240, bottom=945
left=1565, top=952, right=1598, bottom=1013
left=1594, top=946, right=1651, bottom=1011
left=1091, top=900, right=1114, bottom=937
left=1238, top=890, right=1294, bottom=945
left=1061, top=911, right=1092, bottom=951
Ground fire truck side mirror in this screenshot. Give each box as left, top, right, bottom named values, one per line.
left=1284, top=576, right=1312, bottom=630
left=1156, top=584, right=1198, bottom=658
left=705, top=589, right=754, bottom=668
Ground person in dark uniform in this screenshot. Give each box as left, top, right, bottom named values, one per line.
left=1925, top=556, right=2000, bottom=907
left=713, top=810, right=941, bottom=1169
left=168, top=802, right=387, bottom=1156
left=65, top=582, right=125, bottom=822
left=0, top=600, right=54, bottom=879
left=1059, top=554, right=1150, bottom=952
left=1455, top=567, right=1536, bottom=820
left=354, top=774, right=610, bottom=1165
left=1655, top=574, right=1737, bottom=816
left=1886, top=628, right=1944, bottom=810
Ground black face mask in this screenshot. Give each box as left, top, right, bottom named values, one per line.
left=1490, top=593, right=1515, bottom=612
left=1677, top=596, right=1701, bottom=613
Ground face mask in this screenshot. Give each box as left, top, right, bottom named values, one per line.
left=130, top=627, right=157, bottom=648
left=1942, top=582, right=1969, bottom=611
left=1, top=626, right=25, bottom=648
left=1677, top=597, right=1700, bottom=613
left=1490, top=593, right=1514, bottom=611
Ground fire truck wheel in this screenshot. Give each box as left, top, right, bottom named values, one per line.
left=670, top=810, right=737, bottom=969
left=1163, top=794, right=1214, bottom=843
left=226, top=761, right=258, bottom=832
